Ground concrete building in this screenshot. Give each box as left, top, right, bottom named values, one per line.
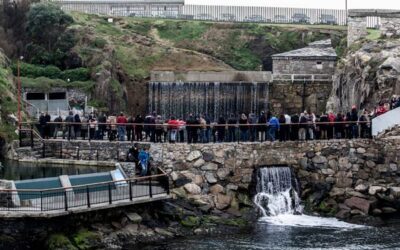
left=271, top=39, right=337, bottom=76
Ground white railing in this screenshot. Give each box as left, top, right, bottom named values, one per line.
left=372, top=107, right=400, bottom=136
left=272, top=74, right=333, bottom=82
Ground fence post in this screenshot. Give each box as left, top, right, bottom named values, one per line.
left=64, top=190, right=68, bottom=211
left=129, top=180, right=133, bottom=201
left=40, top=191, right=43, bottom=211
left=149, top=178, right=153, bottom=198
left=30, top=124, right=34, bottom=148
left=86, top=186, right=91, bottom=208
left=60, top=142, right=63, bottom=159
left=108, top=183, right=112, bottom=204
left=42, top=142, right=45, bottom=158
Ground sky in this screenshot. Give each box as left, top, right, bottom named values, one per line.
left=185, top=0, right=400, bottom=10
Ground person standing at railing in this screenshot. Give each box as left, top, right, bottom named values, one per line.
left=248, top=113, right=257, bottom=142
left=127, top=114, right=134, bottom=141
left=155, top=115, right=164, bottom=143
left=80, top=115, right=87, bottom=140
left=327, top=111, right=336, bottom=139
left=64, top=111, right=75, bottom=140
left=53, top=115, right=62, bottom=139
left=227, top=113, right=237, bottom=142
left=168, top=116, right=179, bottom=143
left=134, top=115, right=144, bottom=141
left=359, top=109, right=371, bottom=139
left=89, top=115, right=97, bottom=140
left=117, top=112, right=128, bottom=141
left=98, top=113, right=107, bottom=140
left=349, top=106, right=359, bottom=139
left=199, top=115, right=207, bottom=143
left=178, top=118, right=186, bottom=143
left=239, top=113, right=249, bottom=142
left=74, top=113, right=81, bottom=139
left=284, top=113, right=291, bottom=141
left=268, top=115, right=280, bottom=142
left=290, top=113, right=299, bottom=141
left=216, top=116, right=226, bottom=142
left=258, top=111, right=267, bottom=142
left=186, top=114, right=198, bottom=144
left=39, top=113, right=46, bottom=138
left=307, top=112, right=316, bottom=140
left=335, top=112, right=345, bottom=139
left=298, top=113, right=307, bottom=141
left=278, top=114, right=287, bottom=141
left=44, top=112, right=51, bottom=139
left=319, top=113, right=329, bottom=140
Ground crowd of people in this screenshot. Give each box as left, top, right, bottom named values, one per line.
left=34, top=97, right=397, bottom=144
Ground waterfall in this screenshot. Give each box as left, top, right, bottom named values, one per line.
left=148, top=81, right=270, bottom=121
left=253, top=167, right=302, bottom=217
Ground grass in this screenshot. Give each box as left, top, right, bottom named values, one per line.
left=156, top=20, right=210, bottom=42
left=21, top=77, right=95, bottom=92
left=366, top=29, right=381, bottom=40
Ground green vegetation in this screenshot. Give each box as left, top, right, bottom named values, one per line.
left=46, top=234, right=77, bottom=250
left=156, top=21, right=210, bottom=42
left=72, top=229, right=100, bottom=250
left=181, top=216, right=201, bottom=227
left=12, top=63, right=90, bottom=82
left=366, top=29, right=381, bottom=40
left=21, top=77, right=95, bottom=92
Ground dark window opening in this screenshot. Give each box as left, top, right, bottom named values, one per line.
left=26, top=93, right=45, bottom=100
left=164, top=6, right=167, bottom=10
left=316, top=61, right=323, bottom=65
left=48, top=92, right=66, bottom=100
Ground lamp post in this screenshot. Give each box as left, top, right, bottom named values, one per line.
left=17, top=56, right=23, bottom=128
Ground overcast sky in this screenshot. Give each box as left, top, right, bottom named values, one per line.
left=186, top=0, right=400, bottom=10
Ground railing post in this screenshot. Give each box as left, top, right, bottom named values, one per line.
left=30, top=124, right=34, bottom=148
left=108, top=183, right=112, bottom=204
left=64, top=190, right=68, bottom=211
left=60, top=142, right=63, bottom=159
left=86, top=186, right=91, bottom=208
left=149, top=178, right=153, bottom=198
left=129, top=180, right=133, bottom=201
left=40, top=191, right=43, bottom=211
left=42, top=142, right=45, bottom=158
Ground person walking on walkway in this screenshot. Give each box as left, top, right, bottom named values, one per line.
left=138, top=148, right=150, bottom=176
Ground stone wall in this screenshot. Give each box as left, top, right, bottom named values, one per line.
left=14, top=138, right=400, bottom=223
left=380, top=18, right=400, bottom=38
left=270, top=82, right=332, bottom=115
left=347, top=16, right=368, bottom=46
left=272, top=59, right=336, bottom=75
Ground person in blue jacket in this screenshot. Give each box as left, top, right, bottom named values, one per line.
left=138, top=148, right=150, bottom=176
left=268, top=115, right=280, bottom=141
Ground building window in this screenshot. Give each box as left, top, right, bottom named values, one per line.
left=26, top=93, right=45, bottom=100
left=316, top=61, right=323, bottom=70
left=48, top=92, right=66, bottom=100
left=316, top=61, right=322, bottom=65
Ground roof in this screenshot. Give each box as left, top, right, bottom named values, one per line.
left=272, top=39, right=337, bottom=60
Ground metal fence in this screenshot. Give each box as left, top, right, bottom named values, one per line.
left=0, top=168, right=169, bottom=212
left=55, top=1, right=382, bottom=28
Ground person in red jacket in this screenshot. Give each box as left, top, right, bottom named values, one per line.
left=375, top=102, right=388, bottom=116
left=327, top=111, right=336, bottom=139
left=168, top=116, right=179, bottom=143
left=116, top=112, right=128, bottom=141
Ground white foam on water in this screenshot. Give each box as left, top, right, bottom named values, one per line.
left=259, top=214, right=365, bottom=229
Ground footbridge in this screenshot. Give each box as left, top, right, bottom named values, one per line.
left=0, top=164, right=170, bottom=218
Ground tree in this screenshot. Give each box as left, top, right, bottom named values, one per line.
left=26, top=3, right=73, bottom=51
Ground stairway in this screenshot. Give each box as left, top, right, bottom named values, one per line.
left=372, top=107, right=400, bottom=136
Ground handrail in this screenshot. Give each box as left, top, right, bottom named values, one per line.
left=0, top=172, right=167, bottom=193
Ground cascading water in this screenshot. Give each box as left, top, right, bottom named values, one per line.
left=253, top=166, right=364, bottom=228
left=253, top=167, right=302, bottom=217
left=148, top=81, right=270, bottom=121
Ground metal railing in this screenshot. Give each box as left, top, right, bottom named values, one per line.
left=19, top=120, right=373, bottom=147
left=272, top=74, right=334, bottom=82
left=0, top=168, right=170, bottom=213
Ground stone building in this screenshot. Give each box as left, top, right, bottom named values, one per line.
left=271, top=39, right=337, bottom=76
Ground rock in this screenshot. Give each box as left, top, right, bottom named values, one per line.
left=172, top=187, right=187, bottom=198
left=187, top=151, right=202, bottom=162
left=226, top=184, right=238, bottom=191
left=335, top=173, right=352, bottom=188
left=241, top=174, right=252, bottom=183
left=377, top=165, right=388, bottom=173
left=321, top=168, right=335, bottom=175
left=356, top=147, right=366, bottom=154
left=338, top=157, right=351, bottom=170
left=328, top=160, right=338, bottom=170
left=226, top=207, right=242, bottom=217
left=193, top=159, right=205, bottom=168
left=366, top=160, right=376, bottom=168
left=171, top=172, right=179, bottom=181
left=382, top=207, right=397, bottom=214
left=368, top=186, right=386, bottom=195
left=336, top=209, right=350, bottom=219
left=306, top=151, right=315, bottom=158
left=355, top=184, right=368, bottom=192
left=344, top=197, right=370, bottom=214
left=237, top=193, right=252, bottom=207
left=215, top=194, right=232, bottom=210
left=372, top=208, right=382, bottom=215
left=193, top=175, right=203, bottom=186
left=125, top=213, right=142, bottom=224
left=154, top=228, right=174, bottom=237
left=330, top=187, right=345, bottom=197
left=350, top=209, right=366, bottom=215
left=205, top=172, right=218, bottom=184
left=312, top=155, right=327, bottom=164
left=346, top=189, right=367, bottom=199
left=299, top=158, right=309, bottom=169
left=202, top=152, right=214, bottom=162
left=175, top=176, right=191, bottom=187
left=389, top=187, right=400, bottom=197
left=216, top=168, right=230, bottom=180
left=201, top=163, right=218, bottom=171
left=111, top=221, right=122, bottom=229
left=210, top=184, right=224, bottom=194
left=124, top=224, right=139, bottom=234
left=389, top=163, right=398, bottom=172
left=184, top=183, right=201, bottom=195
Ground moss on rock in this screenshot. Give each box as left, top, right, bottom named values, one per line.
left=46, top=234, right=77, bottom=250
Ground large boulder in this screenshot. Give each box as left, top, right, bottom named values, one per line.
left=183, top=183, right=201, bottom=195
left=205, top=172, right=218, bottom=184
left=215, top=194, right=232, bottom=210
left=344, top=197, right=371, bottom=214
left=187, top=151, right=202, bottom=162
left=201, top=163, right=218, bottom=171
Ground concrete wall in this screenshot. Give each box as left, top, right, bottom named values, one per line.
left=150, top=71, right=272, bottom=83
left=272, top=59, right=336, bottom=75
